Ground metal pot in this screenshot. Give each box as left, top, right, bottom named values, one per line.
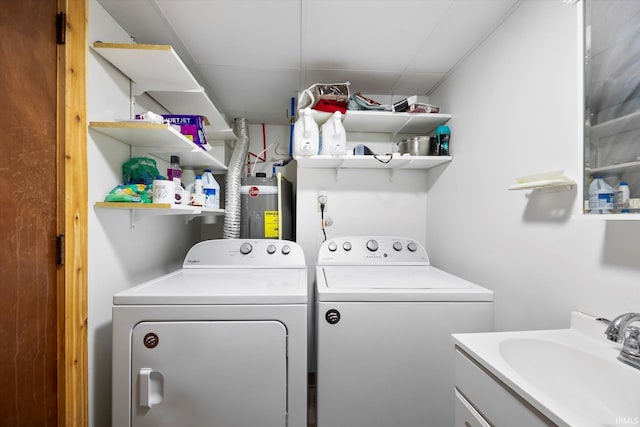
left=397, top=136, right=436, bottom=156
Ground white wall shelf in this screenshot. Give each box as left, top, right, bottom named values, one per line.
left=89, top=121, right=227, bottom=172
left=587, top=159, right=640, bottom=175
left=576, top=213, right=640, bottom=220
left=310, top=109, right=451, bottom=137
left=92, top=42, right=235, bottom=141
left=295, top=154, right=451, bottom=170
left=95, top=202, right=224, bottom=224
left=295, top=154, right=451, bottom=181
left=508, top=180, right=576, bottom=192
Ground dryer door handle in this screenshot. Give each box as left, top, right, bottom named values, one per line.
left=139, top=368, right=164, bottom=408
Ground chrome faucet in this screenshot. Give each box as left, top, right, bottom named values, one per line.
left=603, top=313, right=640, bottom=370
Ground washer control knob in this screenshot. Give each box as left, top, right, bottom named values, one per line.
left=343, top=241, right=352, bottom=251
left=239, top=242, right=253, bottom=255
left=393, top=241, right=403, bottom=251
left=325, top=309, right=341, bottom=324
left=366, top=239, right=379, bottom=252
left=407, top=242, right=418, bottom=252
left=281, top=245, right=291, bottom=255
left=328, top=242, right=338, bottom=252
left=266, top=244, right=276, bottom=254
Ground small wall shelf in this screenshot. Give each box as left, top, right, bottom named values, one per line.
left=95, top=202, right=224, bottom=224
left=508, top=171, right=575, bottom=193
left=508, top=180, right=576, bottom=192
left=296, top=154, right=451, bottom=181
left=295, top=154, right=451, bottom=170
left=95, top=201, right=223, bottom=214
left=92, top=42, right=235, bottom=140
left=89, top=121, right=227, bottom=172
left=310, top=110, right=451, bottom=137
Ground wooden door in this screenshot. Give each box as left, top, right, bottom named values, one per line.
left=0, top=0, right=88, bottom=425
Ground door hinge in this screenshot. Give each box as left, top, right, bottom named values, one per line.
left=56, top=12, right=66, bottom=45
left=56, top=234, right=65, bottom=266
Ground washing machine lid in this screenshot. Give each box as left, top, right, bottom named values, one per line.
left=114, top=268, right=307, bottom=305
left=317, top=266, right=494, bottom=302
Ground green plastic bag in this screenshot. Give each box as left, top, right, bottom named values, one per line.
left=122, top=157, right=161, bottom=185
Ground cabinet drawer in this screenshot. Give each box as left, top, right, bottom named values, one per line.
left=455, top=348, right=556, bottom=427
left=455, top=389, right=490, bottom=427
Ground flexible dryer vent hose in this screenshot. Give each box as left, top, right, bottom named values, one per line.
left=223, top=118, right=250, bottom=239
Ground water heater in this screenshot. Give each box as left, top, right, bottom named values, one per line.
left=240, top=172, right=294, bottom=240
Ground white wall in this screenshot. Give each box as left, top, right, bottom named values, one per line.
left=427, top=0, right=640, bottom=332
left=87, top=2, right=206, bottom=425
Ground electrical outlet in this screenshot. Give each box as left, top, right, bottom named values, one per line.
left=317, top=192, right=328, bottom=212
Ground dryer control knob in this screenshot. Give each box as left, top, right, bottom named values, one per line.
left=281, top=245, right=291, bottom=255
left=343, top=241, right=352, bottom=251
left=366, top=239, right=379, bottom=252
left=266, top=244, right=276, bottom=254
left=407, top=242, right=418, bottom=252
left=239, top=242, right=253, bottom=255
left=328, top=242, right=337, bottom=252
left=393, top=241, right=403, bottom=251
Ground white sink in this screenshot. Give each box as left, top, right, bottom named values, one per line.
left=453, top=312, right=640, bottom=427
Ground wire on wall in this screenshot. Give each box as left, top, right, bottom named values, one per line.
left=247, top=123, right=268, bottom=175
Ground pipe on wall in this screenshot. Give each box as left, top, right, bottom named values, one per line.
left=223, top=118, right=250, bottom=239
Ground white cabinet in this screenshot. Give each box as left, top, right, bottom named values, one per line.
left=583, top=1, right=640, bottom=218
left=454, top=349, right=555, bottom=427
left=454, top=390, right=490, bottom=427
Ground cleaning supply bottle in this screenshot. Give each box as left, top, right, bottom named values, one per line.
left=589, top=177, right=615, bottom=214
left=435, top=125, right=450, bottom=156
left=202, top=169, right=220, bottom=209
left=293, top=107, right=319, bottom=157
left=191, top=175, right=204, bottom=206
left=320, top=111, right=347, bottom=156
left=616, top=181, right=630, bottom=213
left=167, top=155, right=182, bottom=186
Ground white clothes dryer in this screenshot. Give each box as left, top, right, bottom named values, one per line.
left=315, top=236, right=494, bottom=427
left=112, top=239, right=307, bottom=427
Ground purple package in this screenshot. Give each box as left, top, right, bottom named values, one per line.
left=161, top=115, right=208, bottom=149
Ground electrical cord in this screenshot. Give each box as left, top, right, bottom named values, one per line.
left=320, top=202, right=327, bottom=241
left=373, top=153, right=393, bottom=164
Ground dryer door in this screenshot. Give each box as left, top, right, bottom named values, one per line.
left=131, top=321, right=287, bottom=427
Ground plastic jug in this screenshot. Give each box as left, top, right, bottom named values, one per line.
left=320, top=111, right=347, bottom=156
left=202, top=169, right=220, bottom=209
left=589, top=177, right=615, bottom=214
left=293, top=107, right=319, bottom=157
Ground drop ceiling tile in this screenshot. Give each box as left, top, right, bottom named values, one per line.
left=392, top=73, right=446, bottom=95
left=302, top=70, right=401, bottom=95
left=199, top=65, right=301, bottom=124
left=301, top=0, right=452, bottom=72
left=408, top=0, right=519, bottom=72
left=155, top=0, right=301, bottom=68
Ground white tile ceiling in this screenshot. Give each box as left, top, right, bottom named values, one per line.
left=96, top=0, right=521, bottom=126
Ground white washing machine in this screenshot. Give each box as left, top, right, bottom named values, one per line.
left=112, top=239, right=307, bottom=427
left=315, top=236, right=494, bottom=427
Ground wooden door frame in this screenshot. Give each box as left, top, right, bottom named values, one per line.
left=58, top=0, right=88, bottom=425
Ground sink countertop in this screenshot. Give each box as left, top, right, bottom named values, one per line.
left=453, top=312, right=640, bottom=427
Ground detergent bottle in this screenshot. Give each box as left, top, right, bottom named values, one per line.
left=293, top=107, right=319, bottom=157
left=320, top=111, right=347, bottom=156
left=589, top=177, right=615, bottom=214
